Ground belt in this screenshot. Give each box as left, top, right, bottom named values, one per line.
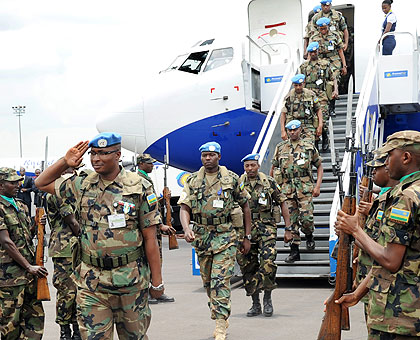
left=283, top=173, right=311, bottom=179
left=81, top=247, right=143, bottom=270
left=252, top=212, right=272, bottom=220
left=325, top=52, right=338, bottom=58
left=305, top=84, right=322, bottom=89
left=194, top=215, right=231, bottom=225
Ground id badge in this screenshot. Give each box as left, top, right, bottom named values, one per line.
left=330, top=26, right=336, bottom=31
left=328, top=45, right=334, bottom=51
left=305, top=108, right=311, bottom=115
left=316, top=79, right=323, bottom=85
left=108, top=214, right=126, bottom=229
left=297, top=159, right=305, bottom=166
left=213, top=200, right=224, bottom=208
left=258, top=198, right=267, bottom=205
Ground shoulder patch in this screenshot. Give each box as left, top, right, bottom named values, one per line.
left=376, top=210, right=384, bottom=221
left=389, top=207, right=410, bottom=223
left=314, top=97, right=319, bottom=103
left=239, top=181, right=245, bottom=190
left=147, top=193, right=158, bottom=206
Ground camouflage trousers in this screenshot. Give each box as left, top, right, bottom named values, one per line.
left=197, top=245, right=236, bottom=320
left=52, top=257, right=77, bottom=325
left=286, top=195, right=314, bottom=245
left=312, top=89, right=329, bottom=132
left=368, top=329, right=420, bottom=340
left=0, top=281, right=44, bottom=340
left=236, top=222, right=277, bottom=295
left=76, top=282, right=151, bottom=340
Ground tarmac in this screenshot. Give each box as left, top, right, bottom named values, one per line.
left=42, top=237, right=368, bottom=340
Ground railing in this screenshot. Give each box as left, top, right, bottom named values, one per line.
left=378, top=31, right=418, bottom=55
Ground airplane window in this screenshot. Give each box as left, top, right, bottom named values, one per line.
left=203, top=48, right=234, bottom=72
left=178, top=51, right=209, bottom=74
left=200, top=39, right=215, bottom=46
left=165, top=54, right=188, bottom=72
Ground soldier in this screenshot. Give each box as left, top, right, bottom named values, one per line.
left=335, top=130, right=420, bottom=339
left=303, top=4, right=322, bottom=50
left=270, top=120, right=324, bottom=263
left=35, top=133, right=163, bottom=340
left=299, top=41, right=338, bottom=151
left=236, top=153, right=292, bottom=318
left=137, top=153, right=176, bottom=304
left=279, top=74, right=323, bottom=143
left=0, top=167, right=48, bottom=339
left=178, top=141, right=252, bottom=340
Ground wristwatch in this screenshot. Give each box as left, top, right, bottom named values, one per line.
left=150, top=282, right=165, bottom=291
left=285, top=226, right=293, bottom=232
left=245, top=234, right=252, bottom=241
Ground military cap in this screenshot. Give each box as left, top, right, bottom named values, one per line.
left=199, top=141, right=221, bottom=153
left=292, top=74, right=305, bottom=84
left=241, top=153, right=260, bottom=162
left=137, top=153, right=156, bottom=164
left=377, top=130, right=420, bottom=153
left=320, top=0, right=332, bottom=5
left=307, top=41, right=319, bottom=52
left=366, top=153, right=388, bottom=168
left=285, top=120, right=302, bottom=130
left=316, top=17, right=331, bottom=27
left=313, top=5, right=322, bottom=13
left=89, top=132, right=121, bottom=148
left=0, top=167, right=23, bottom=182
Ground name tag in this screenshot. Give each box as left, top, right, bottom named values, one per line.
left=297, top=159, right=305, bottom=166
left=328, top=45, right=334, bottom=51
left=316, top=79, right=323, bottom=85
left=213, top=200, right=224, bottom=208
left=258, top=198, right=267, bottom=205
left=108, top=214, right=126, bottom=229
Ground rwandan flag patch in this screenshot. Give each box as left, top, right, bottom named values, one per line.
left=239, top=182, right=245, bottom=190
left=276, top=184, right=281, bottom=191
left=376, top=210, right=383, bottom=221
left=147, top=193, right=158, bottom=205
left=389, top=207, right=410, bottom=223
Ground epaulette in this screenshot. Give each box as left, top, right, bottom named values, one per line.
left=227, top=170, right=239, bottom=180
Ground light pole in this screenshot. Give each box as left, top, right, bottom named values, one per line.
left=12, top=105, right=25, bottom=158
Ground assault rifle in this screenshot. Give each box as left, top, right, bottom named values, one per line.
left=34, top=207, right=51, bottom=301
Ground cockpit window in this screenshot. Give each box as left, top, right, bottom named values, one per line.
left=200, top=39, right=215, bottom=46
left=178, top=51, right=209, bottom=74
left=203, top=48, right=234, bottom=72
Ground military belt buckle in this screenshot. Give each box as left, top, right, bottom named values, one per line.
left=102, top=255, right=115, bottom=270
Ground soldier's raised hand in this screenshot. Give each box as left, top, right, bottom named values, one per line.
left=281, top=130, right=288, bottom=140
left=64, top=141, right=89, bottom=168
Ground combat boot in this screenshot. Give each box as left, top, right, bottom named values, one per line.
left=214, top=319, right=228, bottom=340
left=322, top=130, right=329, bottom=152
left=72, top=323, right=82, bottom=340
left=263, top=290, right=273, bottom=317
left=149, top=293, right=158, bottom=304
left=60, top=325, right=72, bottom=340
left=246, top=292, right=262, bottom=317
left=306, top=233, right=315, bottom=250
left=329, top=99, right=336, bottom=117
left=284, top=244, right=300, bottom=263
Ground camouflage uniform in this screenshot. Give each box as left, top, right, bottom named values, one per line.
left=47, top=194, right=78, bottom=326
left=309, top=9, right=347, bottom=41
left=367, top=171, right=420, bottom=338
left=178, top=166, right=249, bottom=320
left=55, top=168, right=161, bottom=340
left=236, top=172, right=283, bottom=296
left=281, top=88, right=320, bottom=142
left=0, top=196, right=44, bottom=339
left=271, top=139, right=322, bottom=245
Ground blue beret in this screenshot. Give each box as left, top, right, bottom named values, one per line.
left=285, top=120, right=302, bottom=130
left=291, top=74, right=305, bottom=84
left=199, top=141, right=221, bottom=153
left=316, top=17, right=331, bottom=27
left=89, top=132, right=121, bottom=148
left=313, top=5, right=322, bottom=13
left=307, top=41, right=319, bottom=52
left=241, top=153, right=260, bottom=162
left=320, top=0, right=332, bottom=5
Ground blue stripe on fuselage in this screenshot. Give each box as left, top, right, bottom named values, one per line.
left=145, top=107, right=266, bottom=174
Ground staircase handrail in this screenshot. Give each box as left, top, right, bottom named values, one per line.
left=378, top=31, right=418, bottom=55
left=246, top=35, right=272, bottom=65
left=259, top=42, right=292, bottom=64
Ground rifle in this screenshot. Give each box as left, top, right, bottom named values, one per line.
left=164, top=139, right=179, bottom=250
left=34, top=207, right=51, bottom=301
left=318, top=117, right=358, bottom=340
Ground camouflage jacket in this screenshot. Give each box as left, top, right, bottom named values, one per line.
left=271, top=139, right=322, bottom=199
left=367, top=171, right=420, bottom=335
left=309, top=31, right=344, bottom=62
left=281, top=88, right=320, bottom=130
left=0, top=196, right=34, bottom=287
left=299, top=59, right=335, bottom=100
left=55, top=167, right=162, bottom=291
left=307, top=9, right=347, bottom=40
left=47, top=193, right=76, bottom=258
left=178, top=166, right=249, bottom=255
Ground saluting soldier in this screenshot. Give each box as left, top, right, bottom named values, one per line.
left=299, top=41, right=338, bottom=151
left=178, top=141, right=252, bottom=340
left=236, top=153, right=291, bottom=318
left=280, top=74, right=323, bottom=143
left=270, top=120, right=324, bottom=263
left=0, top=168, right=48, bottom=340
left=335, top=130, right=420, bottom=339
left=35, top=133, right=163, bottom=340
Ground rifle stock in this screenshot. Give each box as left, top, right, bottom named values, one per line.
left=163, top=187, right=179, bottom=250
left=35, top=207, right=51, bottom=301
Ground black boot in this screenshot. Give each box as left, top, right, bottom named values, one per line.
left=60, top=325, right=72, bottom=340
left=149, top=293, right=158, bottom=304
left=329, top=99, right=336, bottom=117
left=322, top=130, right=329, bottom=152
left=156, top=293, right=175, bottom=303
left=306, top=234, right=315, bottom=250
left=263, top=290, right=273, bottom=317
left=315, top=139, right=320, bottom=152
left=246, top=292, right=262, bottom=317
left=72, top=323, right=82, bottom=340
left=285, top=244, right=300, bottom=263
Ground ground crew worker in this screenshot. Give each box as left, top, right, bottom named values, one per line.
left=236, top=153, right=292, bottom=318
left=299, top=41, right=338, bottom=151
left=35, top=133, right=163, bottom=340
left=0, top=167, right=48, bottom=340
left=335, top=130, right=420, bottom=339
left=280, top=74, right=323, bottom=143
left=137, top=153, right=176, bottom=304
left=270, top=120, right=324, bottom=263
left=178, top=141, right=252, bottom=340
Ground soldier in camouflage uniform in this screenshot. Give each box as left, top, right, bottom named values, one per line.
left=336, top=130, right=420, bottom=339
left=236, top=153, right=291, bottom=318
left=35, top=133, right=164, bottom=340
left=270, top=120, right=324, bottom=263
left=303, top=4, right=322, bottom=55
left=0, top=168, right=48, bottom=340
left=299, top=41, right=338, bottom=152
left=280, top=74, right=323, bottom=143
left=178, top=141, right=252, bottom=340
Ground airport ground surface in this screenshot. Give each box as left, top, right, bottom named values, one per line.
left=42, top=237, right=367, bottom=340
